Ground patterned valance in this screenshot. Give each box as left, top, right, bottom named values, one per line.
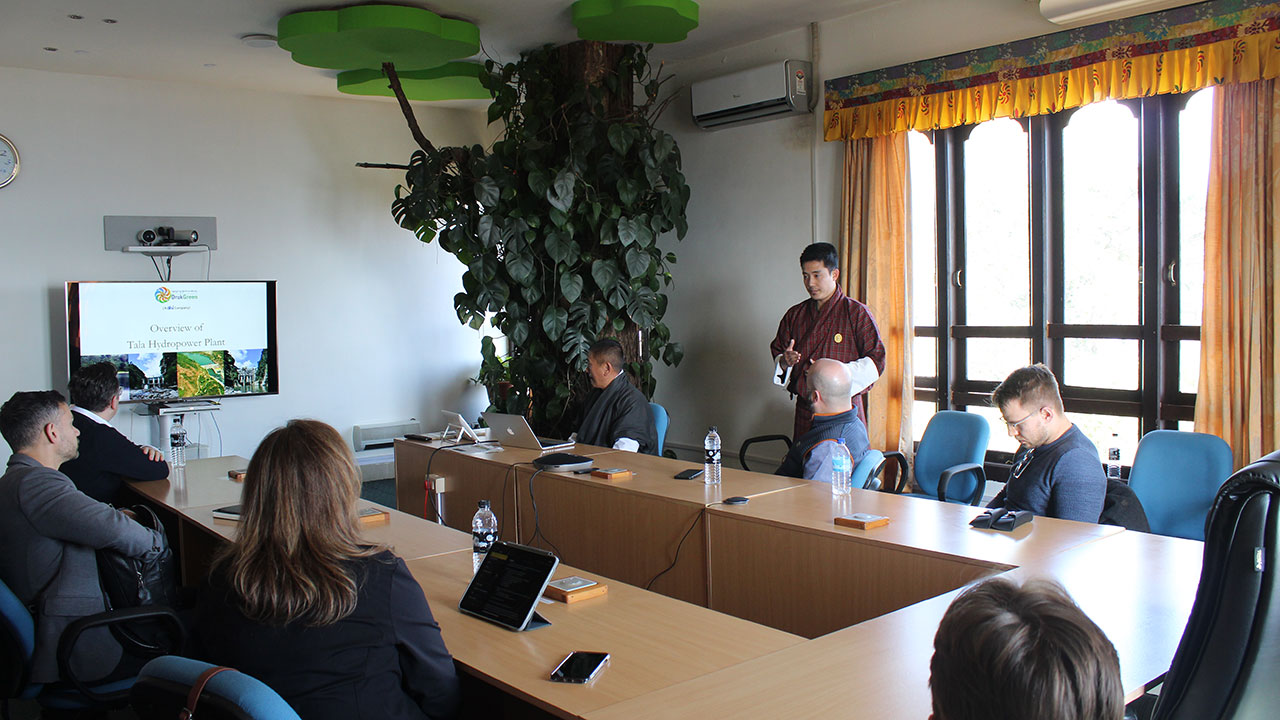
left=823, top=0, right=1280, bottom=141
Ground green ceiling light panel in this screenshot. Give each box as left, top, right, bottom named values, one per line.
left=277, top=5, right=479, bottom=71
left=337, top=62, right=491, bottom=101
left=572, top=0, right=699, bottom=43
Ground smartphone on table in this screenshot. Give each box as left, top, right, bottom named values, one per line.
left=674, top=468, right=704, bottom=480
left=549, top=651, right=610, bottom=683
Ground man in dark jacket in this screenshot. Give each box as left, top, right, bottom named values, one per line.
left=60, top=362, right=169, bottom=504
left=0, top=390, right=162, bottom=685
left=777, top=359, right=871, bottom=481
left=575, top=339, right=657, bottom=454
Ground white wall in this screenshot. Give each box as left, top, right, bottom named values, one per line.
left=653, top=0, right=1062, bottom=460
left=0, top=66, right=491, bottom=458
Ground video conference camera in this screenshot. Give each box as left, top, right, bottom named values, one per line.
left=137, top=226, right=199, bottom=246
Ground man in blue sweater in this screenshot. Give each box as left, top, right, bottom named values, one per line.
left=987, top=364, right=1105, bottom=522
left=776, top=359, right=871, bottom=481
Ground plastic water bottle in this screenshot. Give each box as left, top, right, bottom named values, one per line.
left=168, top=417, right=187, bottom=468
left=703, top=426, right=722, bottom=486
left=471, top=500, right=498, bottom=573
left=1106, top=433, right=1122, bottom=480
left=831, top=438, right=853, bottom=496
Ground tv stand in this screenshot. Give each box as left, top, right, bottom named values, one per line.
left=139, top=401, right=221, bottom=455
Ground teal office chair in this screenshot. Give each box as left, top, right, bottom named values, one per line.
left=649, top=402, right=670, bottom=456
left=1, top=577, right=183, bottom=719
left=131, top=656, right=301, bottom=720
left=1127, top=429, right=1234, bottom=541
left=885, top=410, right=990, bottom=505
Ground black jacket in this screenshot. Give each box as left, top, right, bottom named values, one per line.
left=193, top=551, right=460, bottom=720
left=60, top=410, right=169, bottom=504
left=576, top=373, right=658, bottom=454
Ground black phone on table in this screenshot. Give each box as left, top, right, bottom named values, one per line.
left=674, top=468, right=705, bottom=480
left=550, top=651, right=610, bottom=683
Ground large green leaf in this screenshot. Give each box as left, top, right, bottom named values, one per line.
left=653, top=131, right=674, bottom=164
left=542, top=307, right=568, bottom=341
left=624, top=246, right=650, bottom=278
left=617, top=217, right=637, bottom=247
left=545, top=230, right=573, bottom=265
left=475, top=176, right=500, bottom=206
left=560, top=270, right=584, bottom=304
left=506, top=249, right=535, bottom=286
left=548, top=169, right=575, bottom=212
left=591, top=259, right=621, bottom=291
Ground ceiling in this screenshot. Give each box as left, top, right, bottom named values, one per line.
left=0, top=0, right=898, bottom=103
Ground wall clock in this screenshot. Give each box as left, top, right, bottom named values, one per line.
left=0, top=134, right=19, bottom=189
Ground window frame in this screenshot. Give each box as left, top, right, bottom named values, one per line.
left=913, top=92, right=1203, bottom=465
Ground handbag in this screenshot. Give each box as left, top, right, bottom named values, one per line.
left=97, top=504, right=180, bottom=609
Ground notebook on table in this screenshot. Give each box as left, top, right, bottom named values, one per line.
left=481, top=412, right=574, bottom=451
left=458, top=541, right=559, bottom=632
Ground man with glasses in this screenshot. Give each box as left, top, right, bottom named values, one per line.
left=988, top=364, right=1105, bottom=522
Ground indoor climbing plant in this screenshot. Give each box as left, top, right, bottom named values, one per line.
left=386, top=42, right=689, bottom=437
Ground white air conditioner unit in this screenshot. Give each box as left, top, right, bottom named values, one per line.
left=691, top=59, right=814, bottom=130
left=1038, top=0, right=1200, bottom=26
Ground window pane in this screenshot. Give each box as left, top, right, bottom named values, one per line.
left=963, top=119, right=1029, bottom=325
left=909, top=131, right=937, bottom=327
left=914, top=336, right=937, bottom=379
left=1179, top=88, right=1212, bottom=326
left=1071, top=414, right=1140, bottom=468
left=967, top=404, right=1020, bottom=454
left=1180, top=340, right=1201, bottom=395
left=965, top=338, right=1030, bottom=383
left=1063, top=101, right=1140, bottom=324
left=1063, top=338, right=1139, bottom=390
left=913, top=401, right=936, bottom=443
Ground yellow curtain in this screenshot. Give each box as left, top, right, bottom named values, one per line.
left=838, top=134, right=913, bottom=459
left=1196, top=77, right=1280, bottom=468
left=824, top=3, right=1280, bottom=142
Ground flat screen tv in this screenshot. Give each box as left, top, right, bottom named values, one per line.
left=66, top=280, right=278, bottom=404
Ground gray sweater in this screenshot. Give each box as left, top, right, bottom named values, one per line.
left=989, top=425, right=1107, bottom=522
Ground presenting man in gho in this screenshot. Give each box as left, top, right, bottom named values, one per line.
left=770, top=242, right=885, bottom=440
left=776, top=359, right=871, bottom=482
left=575, top=338, right=658, bottom=454
left=60, top=362, right=169, bottom=505
left=988, top=364, right=1106, bottom=522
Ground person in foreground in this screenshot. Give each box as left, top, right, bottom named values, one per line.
left=60, top=362, right=169, bottom=504
left=988, top=364, right=1106, bottom=522
left=193, top=419, right=459, bottom=720
left=0, top=390, right=164, bottom=686
left=929, top=577, right=1123, bottom=720
left=776, top=359, right=871, bottom=481
left=770, top=242, right=885, bottom=439
left=575, top=338, right=658, bottom=453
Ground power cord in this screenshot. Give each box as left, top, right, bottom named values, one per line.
left=421, top=439, right=499, bottom=521
left=523, top=467, right=562, bottom=558
left=645, top=512, right=702, bottom=591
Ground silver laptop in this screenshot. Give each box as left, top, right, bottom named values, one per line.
left=482, top=412, right=574, bottom=451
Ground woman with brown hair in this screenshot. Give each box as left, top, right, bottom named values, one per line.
left=193, top=419, right=459, bottom=719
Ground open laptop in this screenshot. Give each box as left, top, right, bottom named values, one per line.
left=482, top=412, right=574, bottom=451
left=459, top=541, right=558, bottom=631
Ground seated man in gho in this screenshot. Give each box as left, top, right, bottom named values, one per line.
left=575, top=339, right=657, bottom=454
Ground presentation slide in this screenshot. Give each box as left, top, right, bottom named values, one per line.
left=75, top=282, right=272, bottom=401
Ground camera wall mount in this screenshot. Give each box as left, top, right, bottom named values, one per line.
left=103, top=215, right=218, bottom=252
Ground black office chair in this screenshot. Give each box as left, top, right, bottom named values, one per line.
left=1145, top=449, right=1280, bottom=720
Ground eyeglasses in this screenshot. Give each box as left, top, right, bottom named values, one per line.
left=1010, top=449, right=1035, bottom=479
left=1003, top=408, right=1042, bottom=430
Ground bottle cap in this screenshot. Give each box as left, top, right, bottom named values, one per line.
left=478, top=500, right=490, bottom=509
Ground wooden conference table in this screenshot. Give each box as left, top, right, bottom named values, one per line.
left=133, top=440, right=1202, bottom=719
left=392, top=436, right=1202, bottom=716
